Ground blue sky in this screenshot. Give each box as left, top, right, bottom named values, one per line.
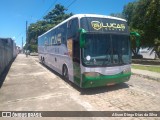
left=0, top=0, right=135, bottom=47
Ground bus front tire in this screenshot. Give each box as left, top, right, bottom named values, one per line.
left=63, top=65, right=69, bottom=80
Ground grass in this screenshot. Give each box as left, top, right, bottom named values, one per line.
left=132, top=65, right=160, bottom=73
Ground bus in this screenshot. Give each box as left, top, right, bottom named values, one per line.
left=38, top=14, right=131, bottom=88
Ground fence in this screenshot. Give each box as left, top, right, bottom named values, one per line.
left=0, top=38, right=15, bottom=76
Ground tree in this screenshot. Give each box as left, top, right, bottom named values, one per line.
left=43, top=4, right=73, bottom=24
left=143, top=0, right=160, bottom=58
left=28, top=21, right=47, bottom=44
left=122, top=0, right=160, bottom=58
left=132, top=0, right=160, bottom=58
left=122, top=1, right=144, bottom=56
left=27, top=4, right=73, bottom=52
left=122, top=2, right=137, bottom=26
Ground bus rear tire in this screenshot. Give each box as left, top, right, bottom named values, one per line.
left=63, top=65, right=69, bottom=80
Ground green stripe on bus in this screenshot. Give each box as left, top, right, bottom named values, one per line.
left=73, top=62, right=81, bottom=86
left=81, top=72, right=131, bottom=88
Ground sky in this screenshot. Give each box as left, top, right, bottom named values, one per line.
left=0, top=0, right=135, bottom=47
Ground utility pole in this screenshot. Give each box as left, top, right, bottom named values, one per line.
left=26, top=21, right=28, bottom=50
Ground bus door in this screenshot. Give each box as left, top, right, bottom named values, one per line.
left=67, top=18, right=81, bottom=85
left=73, top=38, right=81, bottom=85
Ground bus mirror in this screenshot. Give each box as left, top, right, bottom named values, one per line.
left=130, top=32, right=140, bottom=47
left=79, top=28, right=86, bottom=48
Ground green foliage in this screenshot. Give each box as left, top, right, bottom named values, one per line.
left=44, top=4, right=73, bottom=24
left=152, top=38, right=160, bottom=58
left=123, top=0, right=160, bottom=58
left=27, top=21, right=47, bottom=45
left=122, top=2, right=137, bottom=25
left=30, top=44, right=37, bottom=52
left=27, top=4, right=73, bottom=52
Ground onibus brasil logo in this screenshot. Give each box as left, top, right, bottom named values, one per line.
left=91, top=21, right=126, bottom=31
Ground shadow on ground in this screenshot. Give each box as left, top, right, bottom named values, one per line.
left=39, top=62, right=129, bottom=95
left=0, top=58, right=16, bottom=88
left=79, top=83, right=129, bottom=95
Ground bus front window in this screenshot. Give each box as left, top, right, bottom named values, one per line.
left=82, top=34, right=131, bottom=67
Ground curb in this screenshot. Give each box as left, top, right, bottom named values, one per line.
left=132, top=72, right=160, bottom=82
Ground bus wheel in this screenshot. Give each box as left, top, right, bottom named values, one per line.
left=63, top=65, right=69, bottom=80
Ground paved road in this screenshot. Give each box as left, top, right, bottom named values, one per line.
left=0, top=54, right=160, bottom=120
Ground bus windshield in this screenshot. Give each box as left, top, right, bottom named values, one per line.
left=82, top=34, right=131, bottom=67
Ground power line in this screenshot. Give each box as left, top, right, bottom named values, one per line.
left=15, top=0, right=59, bottom=46
left=66, top=0, right=78, bottom=9
left=38, top=0, right=58, bottom=21
left=16, top=32, right=24, bottom=39
left=58, top=0, right=70, bottom=8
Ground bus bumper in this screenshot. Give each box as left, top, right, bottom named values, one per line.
left=81, top=72, right=131, bottom=88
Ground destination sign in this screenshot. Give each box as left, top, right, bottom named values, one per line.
left=80, top=17, right=129, bottom=34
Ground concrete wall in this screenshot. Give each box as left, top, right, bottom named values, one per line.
left=0, top=38, right=14, bottom=76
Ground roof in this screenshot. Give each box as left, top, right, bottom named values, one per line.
left=72, top=14, right=126, bottom=21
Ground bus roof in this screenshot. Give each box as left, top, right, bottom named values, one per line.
left=38, top=14, right=127, bottom=38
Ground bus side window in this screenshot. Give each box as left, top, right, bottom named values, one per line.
left=51, top=36, right=55, bottom=46
left=57, top=33, right=62, bottom=45
left=67, top=18, right=78, bottom=39
left=54, top=28, right=58, bottom=45
left=61, top=23, right=67, bottom=45
left=44, top=37, right=48, bottom=46
left=48, top=33, right=51, bottom=46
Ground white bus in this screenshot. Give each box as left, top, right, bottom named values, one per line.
left=38, top=14, right=131, bottom=88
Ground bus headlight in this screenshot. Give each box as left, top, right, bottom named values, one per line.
left=123, top=68, right=131, bottom=74
left=84, top=72, right=100, bottom=77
